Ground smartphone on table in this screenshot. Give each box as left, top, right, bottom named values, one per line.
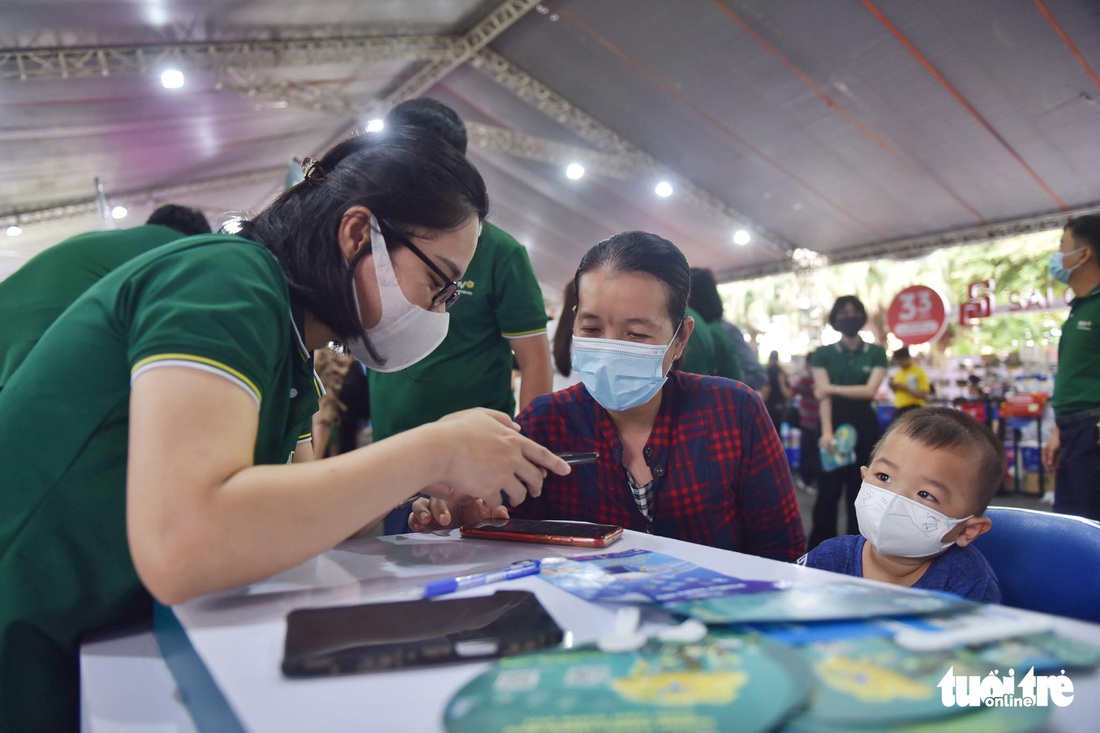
left=460, top=518, right=623, bottom=548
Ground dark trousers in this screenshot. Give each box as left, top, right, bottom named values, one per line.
left=1053, top=417, right=1100, bottom=521
left=808, top=400, right=880, bottom=549
left=799, top=425, right=821, bottom=487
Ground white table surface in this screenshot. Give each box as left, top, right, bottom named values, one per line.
left=83, top=530, right=1100, bottom=732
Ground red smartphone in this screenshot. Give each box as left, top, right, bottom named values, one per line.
left=460, top=519, right=624, bottom=548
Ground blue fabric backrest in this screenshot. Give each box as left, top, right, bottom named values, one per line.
left=973, top=507, right=1100, bottom=623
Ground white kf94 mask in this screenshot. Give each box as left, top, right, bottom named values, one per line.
left=855, top=481, right=971, bottom=558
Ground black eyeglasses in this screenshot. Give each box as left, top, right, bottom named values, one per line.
left=377, top=218, right=463, bottom=310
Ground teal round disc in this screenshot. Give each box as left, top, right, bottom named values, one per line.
left=444, top=633, right=810, bottom=733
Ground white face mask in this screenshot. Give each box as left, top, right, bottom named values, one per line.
left=855, top=481, right=971, bottom=558
left=343, top=216, right=450, bottom=373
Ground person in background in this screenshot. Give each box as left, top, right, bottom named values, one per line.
left=760, top=350, right=793, bottom=430
left=1042, top=214, right=1100, bottom=521
left=548, top=280, right=582, bottom=392
left=0, top=204, right=211, bottom=389
left=689, top=269, right=765, bottom=389
left=411, top=231, right=805, bottom=561
left=793, top=353, right=821, bottom=493
left=0, top=129, right=571, bottom=730
left=889, top=346, right=930, bottom=420
left=675, top=303, right=718, bottom=377
left=799, top=408, right=1002, bottom=603
left=687, top=267, right=743, bottom=382
left=809, top=295, right=889, bottom=549
left=368, top=99, right=553, bottom=534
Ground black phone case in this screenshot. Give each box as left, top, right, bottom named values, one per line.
left=281, top=590, right=563, bottom=678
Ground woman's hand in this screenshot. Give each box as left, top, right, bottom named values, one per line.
left=427, top=408, right=569, bottom=509
left=408, top=494, right=510, bottom=532
left=819, top=431, right=836, bottom=453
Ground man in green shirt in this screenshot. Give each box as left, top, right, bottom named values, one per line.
left=371, top=100, right=552, bottom=533
left=1042, top=215, right=1100, bottom=520
left=0, top=204, right=211, bottom=388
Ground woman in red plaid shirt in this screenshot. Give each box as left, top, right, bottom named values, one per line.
left=411, top=232, right=805, bottom=560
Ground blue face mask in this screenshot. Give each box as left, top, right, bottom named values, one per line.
left=1050, top=247, right=1085, bottom=284
left=572, top=327, right=680, bottom=412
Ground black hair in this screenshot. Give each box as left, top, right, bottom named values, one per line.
left=872, top=407, right=1004, bottom=513
left=688, top=268, right=725, bottom=323
left=385, top=98, right=468, bottom=155
left=146, top=204, right=211, bottom=236
left=1065, top=214, right=1100, bottom=262
left=828, top=295, right=868, bottom=330
left=574, top=231, right=690, bottom=327
left=893, top=346, right=912, bottom=360
left=244, top=127, right=488, bottom=352
left=552, top=280, right=577, bottom=377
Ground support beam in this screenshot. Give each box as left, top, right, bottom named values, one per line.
left=0, top=167, right=284, bottom=226
left=470, top=49, right=797, bottom=255
left=717, top=203, right=1100, bottom=283
left=465, top=122, right=639, bottom=179
left=0, top=35, right=461, bottom=81
left=380, top=0, right=542, bottom=107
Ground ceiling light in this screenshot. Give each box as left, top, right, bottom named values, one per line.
left=565, top=163, right=585, bottom=180
left=5, top=224, right=22, bottom=236
left=365, top=119, right=384, bottom=133
left=160, top=69, right=185, bottom=89
left=111, top=206, right=128, bottom=220
left=733, top=229, right=751, bottom=246
left=655, top=181, right=673, bottom=198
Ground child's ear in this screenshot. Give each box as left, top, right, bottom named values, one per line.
left=954, top=516, right=992, bottom=547
left=859, top=466, right=868, bottom=481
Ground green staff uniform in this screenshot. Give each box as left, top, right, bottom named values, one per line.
left=0, top=224, right=186, bottom=388
left=678, top=307, right=717, bottom=377
left=1051, top=284, right=1100, bottom=416
left=0, top=235, right=319, bottom=731
left=1050, top=284, right=1100, bottom=520
left=705, top=318, right=744, bottom=382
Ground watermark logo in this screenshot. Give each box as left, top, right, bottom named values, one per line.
left=938, top=666, right=1074, bottom=708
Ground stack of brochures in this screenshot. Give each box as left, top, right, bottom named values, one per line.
left=441, top=550, right=1099, bottom=732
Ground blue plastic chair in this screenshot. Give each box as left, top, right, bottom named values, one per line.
left=973, top=507, right=1100, bottom=623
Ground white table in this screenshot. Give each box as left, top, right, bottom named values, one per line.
left=82, top=530, right=1100, bottom=732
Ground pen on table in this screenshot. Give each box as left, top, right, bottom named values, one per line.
left=419, top=559, right=542, bottom=599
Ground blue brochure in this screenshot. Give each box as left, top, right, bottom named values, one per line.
left=820, top=423, right=857, bottom=472
left=538, top=548, right=782, bottom=603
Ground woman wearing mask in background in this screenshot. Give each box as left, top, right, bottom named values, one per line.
left=411, top=232, right=805, bottom=561
left=808, top=295, right=888, bottom=549
left=0, top=129, right=568, bottom=730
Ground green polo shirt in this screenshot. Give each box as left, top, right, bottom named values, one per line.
left=1051, top=284, right=1100, bottom=416
left=678, top=307, right=717, bottom=377
left=706, top=318, right=743, bottom=381
left=368, top=222, right=547, bottom=439
left=0, top=235, right=319, bottom=731
left=811, top=340, right=889, bottom=385
left=0, top=224, right=187, bottom=388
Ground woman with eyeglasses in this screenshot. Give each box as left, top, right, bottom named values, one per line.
left=0, top=128, right=569, bottom=730
left=410, top=232, right=805, bottom=561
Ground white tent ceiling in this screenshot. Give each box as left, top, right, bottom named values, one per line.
left=2, top=0, right=1099, bottom=292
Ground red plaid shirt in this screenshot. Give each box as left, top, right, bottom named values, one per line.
left=513, top=371, right=806, bottom=561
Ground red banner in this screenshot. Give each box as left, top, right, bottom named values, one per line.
left=887, top=285, right=947, bottom=345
